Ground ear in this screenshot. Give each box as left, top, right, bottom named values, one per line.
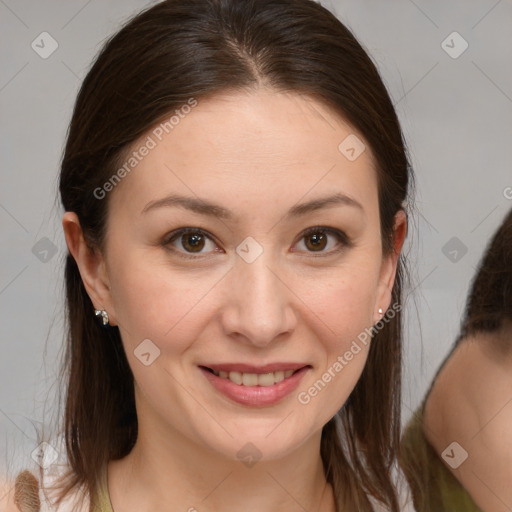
left=373, top=209, right=407, bottom=324
left=62, top=211, right=118, bottom=326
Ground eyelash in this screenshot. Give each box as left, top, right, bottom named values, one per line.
left=162, top=226, right=352, bottom=261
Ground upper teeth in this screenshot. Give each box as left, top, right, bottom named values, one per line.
left=213, top=369, right=295, bottom=386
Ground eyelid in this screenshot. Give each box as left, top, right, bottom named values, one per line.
left=163, top=227, right=221, bottom=260
left=163, top=225, right=351, bottom=259
left=298, top=226, right=352, bottom=250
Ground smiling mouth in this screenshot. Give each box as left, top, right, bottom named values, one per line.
left=200, top=366, right=308, bottom=386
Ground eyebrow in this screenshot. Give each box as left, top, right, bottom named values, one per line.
left=141, top=192, right=364, bottom=220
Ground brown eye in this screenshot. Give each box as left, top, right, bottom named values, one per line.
left=163, top=225, right=350, bottom=260
left=304, top=231, right=328, bottom=252
left=181, top=232, right=206, bottom=252
left=295, top=227, right=349, bottom=255
left=164, top=228, right=218, bottom=258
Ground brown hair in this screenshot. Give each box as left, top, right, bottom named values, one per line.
left=424, top=205, right=512, bottom=386
left=457, top=206, right=512, bottom=343
left=399, top=208, right=512, bottom=510
left=40, top=0, right=413, bottom=510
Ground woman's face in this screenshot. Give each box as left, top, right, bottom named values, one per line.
left=78, top=88, right=404, bottom=462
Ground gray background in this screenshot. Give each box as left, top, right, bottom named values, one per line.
left=1, top=0, right=511, bottom=482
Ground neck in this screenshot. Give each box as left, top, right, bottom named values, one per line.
left=423, top=325, right=512, bottom=510
left=107, top=408, right=335, bottom=512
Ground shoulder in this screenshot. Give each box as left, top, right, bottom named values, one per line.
left=1, top=469, right=43, bottom=512
left=0, top=466, right=90, bottom=512
left=0, top=474, right=18, bottom=512
left=424, top=335, right=512, bottom=445
left=424, top=336, right=512, bottom=510
left=423, top=340, right=478, bottom=439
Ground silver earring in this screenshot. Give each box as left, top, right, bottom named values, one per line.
left=378, top=308, right=384, bottom=317
left=95, top=309, right=109, bottom=326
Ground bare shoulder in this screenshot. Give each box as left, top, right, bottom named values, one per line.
left=423, top=340, right=478, bottom=443
left=0, top=480, right=17, bottom=512
left=424, top=336, right=512, bottom=447
left=0, top=467, right=90, bottom=512
left=423, top=336, right=512, bottom=510
left=0, top=470, right=36, bottom=512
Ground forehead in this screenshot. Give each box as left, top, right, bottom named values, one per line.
left=108, top=88, right=378, bottom=221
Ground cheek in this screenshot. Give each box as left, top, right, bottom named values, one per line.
left=109, top=258, right=215, bottom=351
left=300, top=266, right=378, bottom=338
left=297, top=264, right=377, bottom=378
left=295, top=277, right=374, bottom=416
left=109, top=237, right=380, bottom=352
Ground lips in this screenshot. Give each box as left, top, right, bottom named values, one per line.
left=199, top=364, right=311, bottom=406
left=201, top=362, right=309, bottom=374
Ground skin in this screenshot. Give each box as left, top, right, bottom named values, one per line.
left=424, top=321, right=512, bottom=512
left=61, top=88, right=406, bottom=512
left=0, top=478, right=18, bottom=512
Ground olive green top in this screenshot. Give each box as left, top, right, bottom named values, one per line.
left=400, top=405, right=483, bottom=512
left=95, top=464, right=114, bottom=512
left=69, top=412, right=487, bottom=512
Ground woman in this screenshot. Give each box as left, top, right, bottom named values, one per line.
left=400, top=206, right=512, bottom=511
left=6, top=0, right=412, bottom=510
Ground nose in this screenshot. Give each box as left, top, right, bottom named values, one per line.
left=219, top=252, right=297, bottom=348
